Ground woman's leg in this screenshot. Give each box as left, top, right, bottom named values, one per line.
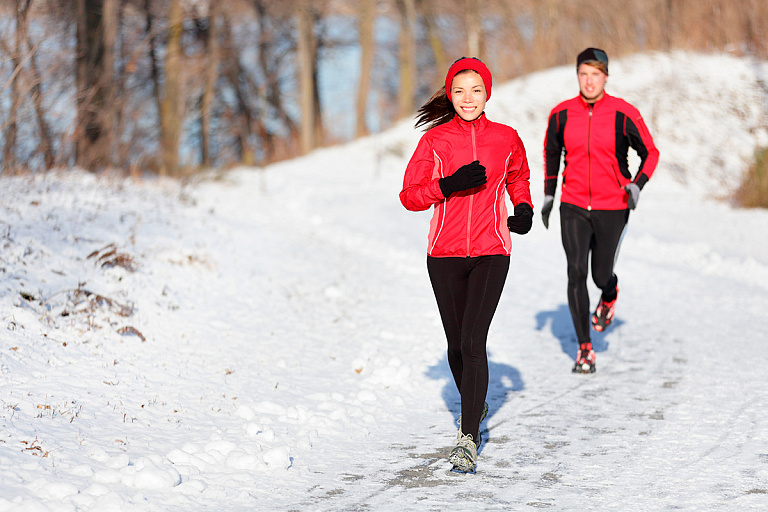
left=427, top=255, right=509, bottom=442
left=458, top=255, right=509, bottom=440
left=428, top=256, right=469, bottom=390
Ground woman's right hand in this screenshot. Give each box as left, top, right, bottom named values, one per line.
left=439, top=160, right=487, bottom=197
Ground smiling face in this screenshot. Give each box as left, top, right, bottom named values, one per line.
left=578, top=63, right=608, bottom=102
left=450, top=70, right=487, bottom=122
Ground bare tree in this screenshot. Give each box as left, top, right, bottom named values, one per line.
left=395, top=0, right=417, bottom=119
left=418, top=0, right=448, bottom=74
left=464, top=0, right=483, bottom=58
left=159, top=0, right=183, bottom=176
left=296, top=0, right=316, bottom=154
left=220, top=14, right=258, bottom=165
left=253, top=0, right=302, bottom=161
left=2, top=0, right=29, bottom=172
left=201, top=0, right=220, bottom=168
left=26, top=22, right=55, bottom=170
left=144, top=0, right=162, bottom=131
left=75, top=0, right=117, bottom=172
left=252, top=0, right=281, bottom=161
left=355, top=0, right=375, bottom=137
left=1, top=0, right=765, bottom=175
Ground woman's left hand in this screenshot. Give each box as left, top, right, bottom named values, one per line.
left=507, top=203, right=533, bottom=234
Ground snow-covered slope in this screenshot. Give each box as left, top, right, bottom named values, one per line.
left=1, top=51, right=767, bottom=511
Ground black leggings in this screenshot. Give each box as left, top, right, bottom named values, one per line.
left=427, top=255, right=509, bottom=441
left=560, top=203, right=628, bottom=344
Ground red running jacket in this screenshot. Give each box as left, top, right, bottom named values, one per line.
left=400, top=113, right=532, bottom=257
left=544, top=92, right=659, bottom=210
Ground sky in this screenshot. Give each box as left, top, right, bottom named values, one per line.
left=1, top=50, right=768, bottom=511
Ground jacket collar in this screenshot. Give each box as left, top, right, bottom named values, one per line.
left=452, top=112, right=488, bottom=132
left=578, top=92, right=611, bottom=109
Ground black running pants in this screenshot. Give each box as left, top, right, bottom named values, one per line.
left=427, top=255, right=509, bottom=441
left=560, top=203, right=628, bottom=344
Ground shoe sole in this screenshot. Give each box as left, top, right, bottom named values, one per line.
left=449, top=448, right=476, bottom=473
left=572, top=362, right=596, bottom=374
left=591, top=312, right=614, bottom=332
left=592, top=319, right=611, bottom=332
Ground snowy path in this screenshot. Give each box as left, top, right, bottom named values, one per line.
left=184, top=144, right=768, bottom=510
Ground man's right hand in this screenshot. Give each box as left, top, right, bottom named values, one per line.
left=541, top=195, right=554, bottom=229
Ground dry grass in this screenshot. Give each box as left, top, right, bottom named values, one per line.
left=735, top=146, right=768, bottom=208
left=117, top=325, right=146, bottom=342
left=87, top=243, right=138, bottom=272
left=55, top=286, right=136, bottom=319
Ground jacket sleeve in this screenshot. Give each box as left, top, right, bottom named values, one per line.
left=625, top=114, right=659, bottom=190
left=399, top=135, right=446, bottom=211
left=543, top=109, right=566, bottom=197
left=506, top=131, right=533, bottom=208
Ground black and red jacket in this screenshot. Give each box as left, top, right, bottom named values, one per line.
left=544, top=92, right=659, bottom=210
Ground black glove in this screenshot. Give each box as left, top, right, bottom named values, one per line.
left=541, top=195, right=554, bottom=229
left=507, top=203, right=533, bottom=234
left=625, top=183, right=640, bottom=210
left=439, top=161, right=487, bottom=198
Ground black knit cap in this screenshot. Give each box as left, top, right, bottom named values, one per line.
left=577, top=47, right=609, bottom=73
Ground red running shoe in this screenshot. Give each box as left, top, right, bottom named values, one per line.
left=572, top=342, right=596, bottom=374
left=591, top=290, right=618, bottom=332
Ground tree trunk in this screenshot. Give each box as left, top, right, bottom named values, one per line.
left=253, top=0, right=278, bottom=162
left=465, top=0, right=482, bottom=58
left=311, top=15, right=323, bottom=146
left=220, top=17, right=257, bottom=165
left=396, top=0, right=417, bottom=119
left=418, top=0, right=447, bottom=77
left=355, top=0, right=375, bottom=137
left=296, top=0, right=315, bottom=154
left=75, top=0, right=117, bottom=172
left=201, top=0, right=220, bottom=168
left=102, top=0, right=116, bottom=161
left=160, top=0, right=183, bottom=176
left=3, top=0, right=27, bottom=172
left=144, top=0, right=162, bottom=130
left=26, top=32, right=55, bottom=169
left=533, top=0, right=561, bottom=70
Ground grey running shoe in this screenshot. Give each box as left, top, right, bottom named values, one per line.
left=449, top=432, right=478, bottom=472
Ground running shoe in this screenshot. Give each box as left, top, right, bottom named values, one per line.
left=572, top=342, right=596, bottom=374
left=449, top=432, right=478, bottom=472
left=591, top=290, right=618, bottom=332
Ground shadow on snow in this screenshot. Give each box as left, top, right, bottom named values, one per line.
left=534, top=302, right=624, bottom=360
left=425, top=352, right=523, bottom=453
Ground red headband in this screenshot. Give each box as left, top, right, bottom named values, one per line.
left=445, top=57, right=492, bottom=102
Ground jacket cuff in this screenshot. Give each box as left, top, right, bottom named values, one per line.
left=544, top=178, right=558, bottom=197
left=438, top=177, right=452, bottom=198
left=634, top=173, right=649, bottom=190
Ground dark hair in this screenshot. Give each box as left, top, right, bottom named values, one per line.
left=414, top=87, right=454, bottom=132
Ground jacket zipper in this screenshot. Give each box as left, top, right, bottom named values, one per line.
left=467, top=123, right=477, bottom=257
left=587, top=105, right=593, bottom=211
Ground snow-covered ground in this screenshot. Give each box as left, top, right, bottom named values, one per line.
left=1, top=51, right=768, bottom=511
